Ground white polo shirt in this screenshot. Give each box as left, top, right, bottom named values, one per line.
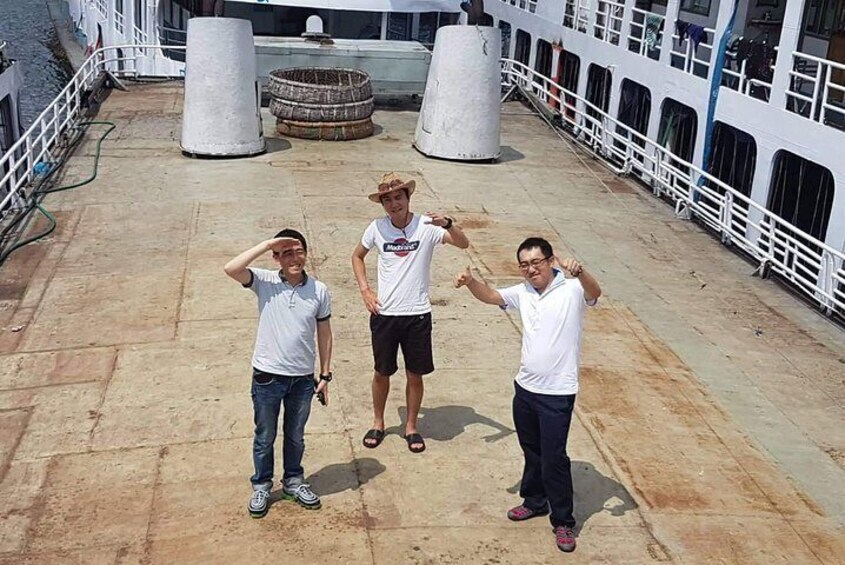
left=245, top=269, right=331, bottom=376
left=498, top=270, right=595, bottom=395
left=360, top=214, right=446, bottom=316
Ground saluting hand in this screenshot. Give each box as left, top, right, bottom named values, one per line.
left=266, top=236, right=301, bottom=253
left=454, top=265, right=474, bottom=288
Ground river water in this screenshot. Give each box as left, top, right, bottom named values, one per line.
left=0, top=0, right=74, bottom=128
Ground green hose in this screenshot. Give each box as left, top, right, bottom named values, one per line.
left=0, top=120, right=116, bottom=264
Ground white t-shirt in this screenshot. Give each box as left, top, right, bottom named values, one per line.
left=361, top=214, right=446, bottom=316
left=246, top=269, right=332, bottom=376
left=498, top=270, right=595, bottom=395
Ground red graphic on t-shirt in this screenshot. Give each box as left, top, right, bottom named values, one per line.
left=383, top=238, right=420, bottom=257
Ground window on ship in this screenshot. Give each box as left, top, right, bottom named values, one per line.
left=586, top=64, right=612, bottom=121
left=768, top=151, right=835, bottom=245
left=499, top=20, right=512, bottom=58
left=705, top=122, right=757, bottom=234
left=515, top=29, right=532, bottom=66
left=657, top=98, right=697, bottom=174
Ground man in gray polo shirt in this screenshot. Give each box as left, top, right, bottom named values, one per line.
left=224, top=229, right=333, bottom=518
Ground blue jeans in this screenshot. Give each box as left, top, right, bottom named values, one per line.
left=250, top=369, right=314, bottom=486
left=512, top=382, right=577, bottom=528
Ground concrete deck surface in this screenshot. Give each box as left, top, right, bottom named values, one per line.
left=0, top=82, right=843, bottom=564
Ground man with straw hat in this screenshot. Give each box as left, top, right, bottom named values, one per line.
left=352, top=172, right=469, bottom=453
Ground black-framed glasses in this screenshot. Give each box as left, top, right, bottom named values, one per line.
left=518, top=257, right=550, bottom=271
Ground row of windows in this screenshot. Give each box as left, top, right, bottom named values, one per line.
left=500, top=20, right=836, bottom=243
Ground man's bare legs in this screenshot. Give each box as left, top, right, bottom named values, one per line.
left=405, top=371, right=424, bottom=450
left=364, top=372, right=391, bottom=447
left=364, top=370, right=425, bottom=450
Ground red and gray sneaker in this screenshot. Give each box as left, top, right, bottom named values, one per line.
left=507, top=504, right=549, bottom=521
left=554, top=525, right=576, bottom=552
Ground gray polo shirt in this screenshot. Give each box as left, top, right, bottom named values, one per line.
left=245, top=268, right=331, bottom=376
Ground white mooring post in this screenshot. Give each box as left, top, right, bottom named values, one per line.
left=414, top=25, right=502, bottom=161
left=180, top=17, right=266, bottom=157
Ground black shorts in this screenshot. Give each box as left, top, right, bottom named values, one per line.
left=370, top=312, right=434, bottom=376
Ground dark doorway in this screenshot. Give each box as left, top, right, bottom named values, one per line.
left=556, top=51, right=580, bottom=123
left=707, top=122, right=756, bottom=198
left=515, top=29, right=532, bottom=66
left=499, top=20, right=512, bottom=58
left=657, top=98, right=698, bottom=173
left=768, top=151, right=835, bottom=244
left=586, top=64, right=612, bottom=120
left=617, top=79, right=652, bottom=148
left=535, top=38, right=553, bottom=76
left=705, top=122, right=757, bottom=234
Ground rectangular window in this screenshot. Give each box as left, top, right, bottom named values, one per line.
left=804, top=0, right=845, bottom=38
left=680, top=0, right=711, bottom=16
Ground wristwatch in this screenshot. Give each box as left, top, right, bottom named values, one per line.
left=443, top=217, right=454, bottom=230
left=319, top=372, right=333, bottom=383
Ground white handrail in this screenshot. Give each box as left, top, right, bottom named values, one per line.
left=0, top=46, right=185, bottom=220
left=788, top=51, right=845, bottom=128
left=500, top=58, right=845, bottom=316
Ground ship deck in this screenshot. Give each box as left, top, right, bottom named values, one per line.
left=1, top=82, right=844, bottom=564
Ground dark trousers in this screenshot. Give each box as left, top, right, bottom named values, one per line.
left=512, top=381, right=576, bottom=528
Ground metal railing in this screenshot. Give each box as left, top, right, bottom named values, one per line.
left=628, top=8, right=663, bottom=60
left=115, top=11, right=125, bottom=35
left=787, top=51, right=845, bottom=131
left=0, top=46, right=184, bottom=231
left=721, top=50, right=776, bottom=102
left=159, top=25, right=187, bottom=63
left=0, top=41, right=11, bottom=73
left=670, top=25, right=714, bottom=79
left=500, top=58, right=845, bottom=316
left=133, top=25, right=148, bottom=45
left=594, top=0, right=625, bottom=46
left=563, top=0, right=589, bottom=33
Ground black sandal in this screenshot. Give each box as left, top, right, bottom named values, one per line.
left=362, top=429, right=385, bottom=449
left=404, top=433, right=426, bottom=453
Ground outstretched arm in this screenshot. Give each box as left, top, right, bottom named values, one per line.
left=454, top=266, right=505, bottom=306
left=427, top=212, right=469, bottom=249
left=558, top=257, right=602, bottom=302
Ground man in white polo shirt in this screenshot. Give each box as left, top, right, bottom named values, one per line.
left=352, top=172, right=469, bottom=454
left=454, top=236, right=601, bottom=554
left=224, top=229, right=333, bottom=518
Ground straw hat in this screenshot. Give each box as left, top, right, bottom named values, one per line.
left=368, top=172, right=416, bottom=203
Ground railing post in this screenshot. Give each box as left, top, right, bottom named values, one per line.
left=769, top=0, right=804, bottom=110
left=620, top=0, right=635, bottom=52
left=722, top=191, right=733, bottom=244
left=659, top=0, right=680, bottom=67
left=586, top=0, right=599, bottom=37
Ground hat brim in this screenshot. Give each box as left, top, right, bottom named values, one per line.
left=368, top=180, right=416, bottom=203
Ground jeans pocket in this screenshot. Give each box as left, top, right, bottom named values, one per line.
left=252, top=369, right=274, bottom=385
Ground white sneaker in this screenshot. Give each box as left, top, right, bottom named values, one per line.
left=248, top=484, right=271, bottom=518
left=282, top=483, right=321, bottom=509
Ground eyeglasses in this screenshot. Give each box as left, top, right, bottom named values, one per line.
left=518, top=257, right=550, bottom=271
